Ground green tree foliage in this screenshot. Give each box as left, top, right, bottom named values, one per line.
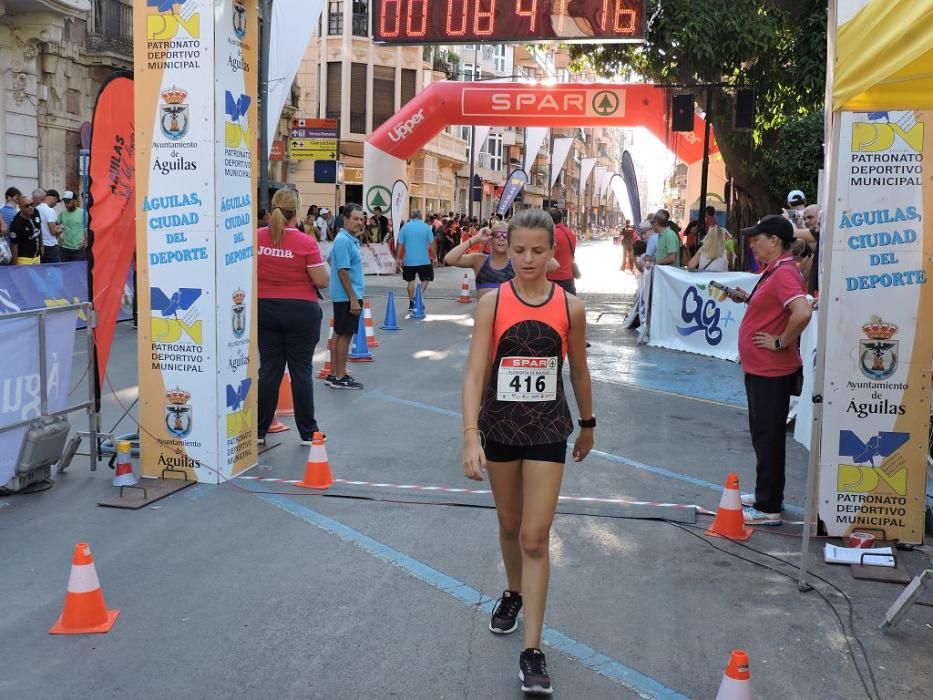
left=571, top=0, right=827, bottom=212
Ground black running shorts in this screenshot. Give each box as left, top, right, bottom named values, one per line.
left=484, top=439, right=568, bottom=464
left=332, top=299, right=363, bottom=336
left=402, top=264, right=435, bottom=283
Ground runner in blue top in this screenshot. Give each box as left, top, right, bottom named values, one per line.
left=395, top=210, right=436, bottom=309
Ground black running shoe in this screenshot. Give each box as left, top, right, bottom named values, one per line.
left=489, top=590, right=522, bottom=634
left=408, top=300, right=415, bottom=310
left=332, top=375, right=364, bottom=390
left=519, top=648, right=553, bottom=695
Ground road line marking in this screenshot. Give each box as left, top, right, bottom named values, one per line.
left=242, top=480, right=690, bottom=700
left=367, top=392, right=804, bottom=517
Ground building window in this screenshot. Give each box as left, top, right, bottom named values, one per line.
left=460, top=62, right=480, bottom=81
left=350, top=62, right=368, bottom=133
left=373, top=65, right=395, bottom=130
left=327, top=1, right=343, bottom=35
left=460, top=126, right=472, bottom=161
left=494, top=45, right=506, bottom=73
left=400, top=69, right=416, bottom=107
left=326, top=62, right=342, bottom=120
left=352, top=0, right=368, bottom=36
left=487, top=133, right=503, bottom=172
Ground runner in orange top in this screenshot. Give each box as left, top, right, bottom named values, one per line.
left=461, top=208, right=594, bottom=695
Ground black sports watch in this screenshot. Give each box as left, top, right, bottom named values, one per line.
left=774, top=336, right=783, bottom=350
left=578, top=416, right=596, bottom=428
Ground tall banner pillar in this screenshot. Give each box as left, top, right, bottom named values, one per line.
left=816, top=111, right=931, bottom=542
left=134, top=0, right=258, bottom=483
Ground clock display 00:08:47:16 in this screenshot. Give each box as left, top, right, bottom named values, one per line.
left=373, top=0, right=645, bottom=44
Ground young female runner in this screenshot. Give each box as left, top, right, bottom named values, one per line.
left=445, top=220, right=513, bottom=298
left=446, top=220, right=559, bottom=299
left=461, top=208, right=594, bottom=695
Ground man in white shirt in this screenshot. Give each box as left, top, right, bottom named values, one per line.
left=315, top=208, right=332, bottom=241
left=34, top=188, right=62, bottom=262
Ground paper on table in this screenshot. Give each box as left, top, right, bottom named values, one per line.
left=823, top=543, right=895, bottom=567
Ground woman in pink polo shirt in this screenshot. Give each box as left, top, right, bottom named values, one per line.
left=733, top=215, right=813, bottom=526
left=257, top=188, right=329, bottom=445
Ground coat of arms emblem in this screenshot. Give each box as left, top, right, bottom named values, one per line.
left=232, top=288, right=246, bottom=338
left=859, top=316, right=898, bottom=380
left=164, top=388, right=193, bottom=438
left=232, top=0, right=247, bottom=39
left=160, top=87, right=189, bottom=141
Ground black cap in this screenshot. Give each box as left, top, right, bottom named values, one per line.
left=741, top=215, right=795, bottom=243
left=45, top=189, right=61, bottom=200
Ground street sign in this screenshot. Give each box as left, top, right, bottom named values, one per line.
left=290, top=118, right=337, bottom=139
left=290, top=127, right=336, bottom=139
left=289, top=138, right=338, bottom=160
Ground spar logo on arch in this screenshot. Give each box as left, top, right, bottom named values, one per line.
left=146, top=0, right=200, bottom=41
left=463, top=87, right=626, bottom=119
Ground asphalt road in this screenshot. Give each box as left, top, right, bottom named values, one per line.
left=1, top=240, right=931, bottom=699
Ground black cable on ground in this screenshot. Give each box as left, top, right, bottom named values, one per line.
left=667, top=521, right=881, bottom=700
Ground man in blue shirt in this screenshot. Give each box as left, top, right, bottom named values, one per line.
left=327, top=203, right=366, bottom=390
left=395, top=210, right=436, bottom=309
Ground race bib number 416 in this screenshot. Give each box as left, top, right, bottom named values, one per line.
left=496, top=356, right=558, bottom=402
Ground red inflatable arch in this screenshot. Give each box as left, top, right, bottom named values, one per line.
left=363, top=82, right=716, bottom=214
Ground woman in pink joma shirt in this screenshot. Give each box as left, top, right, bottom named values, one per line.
left=256, top=188, right=330, bottom=446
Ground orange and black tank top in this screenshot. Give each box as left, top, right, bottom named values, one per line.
left=478, top=281, right=573, bottom=446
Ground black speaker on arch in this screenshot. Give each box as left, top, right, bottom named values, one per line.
left=734, top=89, right=755, bottom=130
left=671, top=94, right=694, bottom=132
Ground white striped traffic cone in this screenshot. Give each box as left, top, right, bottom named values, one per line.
left=363, top=301, right=379, bottom=348
left=715, top=650, right=751, bottom=699
left=317, top=318, right=336, bottom=379
left=49, top=543, right=119, bottom=634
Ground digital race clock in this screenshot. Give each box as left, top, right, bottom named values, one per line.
left=372, top=0, right=646, bottom=45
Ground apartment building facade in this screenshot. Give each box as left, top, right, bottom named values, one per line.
left=1, top=0, right=133, bottom=194
left=293, top=0, right=467, bottom=215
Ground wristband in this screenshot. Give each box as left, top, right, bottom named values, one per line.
left=578, top=416, right=596, bottom=428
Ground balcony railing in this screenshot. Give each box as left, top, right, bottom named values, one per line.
left=88, top=0, right=133, bottom=58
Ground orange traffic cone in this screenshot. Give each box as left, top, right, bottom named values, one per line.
left=277, top=369, right=294, bottom=416
left=363, top=301, right=379, bottom=348
left=49, top=543, right=119, bottom=634
left=715, top=650, right=751, bottom=700
left=318, top=318, right=336, bottom=379
left=267, top=415, right=290, bottom=433
left=706, top=473, right=753, bottom=541
left=458, top=273, right=472, bottom=303
left=296, top=432, right=333, bottom=489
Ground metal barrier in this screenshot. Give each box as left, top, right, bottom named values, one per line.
left=0, top=302, right=99, bottom=490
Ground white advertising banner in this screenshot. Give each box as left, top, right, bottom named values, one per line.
left=793, top=312, right=819, bottom=449
left=0, top=311, right=78, bottom=486
left=266, top=0, right=324, bottom=155
left=816, top=110, right=932, bottom=542
left=622, top=266, right=651, bottom=345
left=647, top=266, right=759, bottom=362
left=549, top=137, right=574, bottom=189
left=522, top=127, right=549, bottom=174
left=134, top=0, right=258, bottom=483
left=319, top=242, right=396, bottom=275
